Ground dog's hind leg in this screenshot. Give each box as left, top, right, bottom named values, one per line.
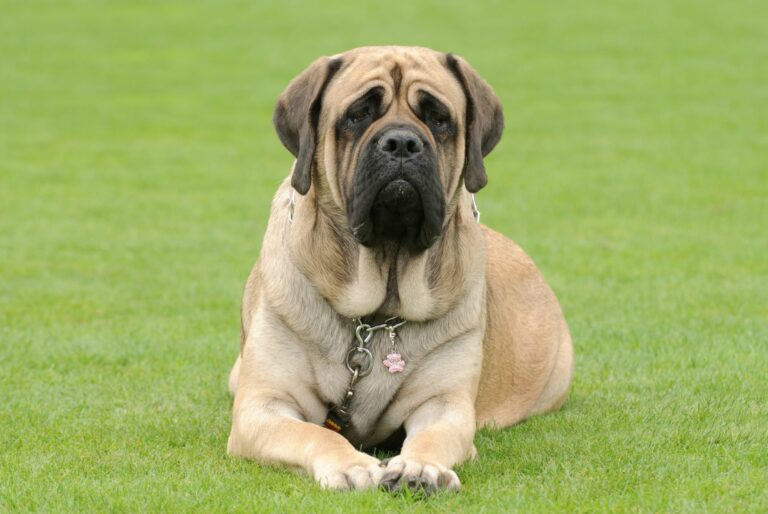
left=530, top=329, right=573, bottom=416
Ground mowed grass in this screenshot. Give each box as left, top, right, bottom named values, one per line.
left=1, top=0, right=767, bottom=511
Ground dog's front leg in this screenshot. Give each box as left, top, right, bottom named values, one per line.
left=381, top=392, right=476, bottom=494
left=227, top=393, right=382, bottom=490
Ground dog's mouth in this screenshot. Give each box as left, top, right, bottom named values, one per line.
left=352, top=178, right=424, bottom=246
left=372, top=179, right=423, bottom=234
left=348, top=126, right=445, bottom=253
left=350, top=176, right=444, bottom=252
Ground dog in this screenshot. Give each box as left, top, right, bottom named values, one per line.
left=226, top=46, right=573, bottom=493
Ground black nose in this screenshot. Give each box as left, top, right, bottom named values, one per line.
left=377, top=129, right=423, bottom=159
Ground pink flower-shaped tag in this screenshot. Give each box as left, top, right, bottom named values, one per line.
left=383, top=352, right=406, bottom=373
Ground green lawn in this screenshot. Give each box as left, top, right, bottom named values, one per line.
left=1, top=0, right=766, bottom=512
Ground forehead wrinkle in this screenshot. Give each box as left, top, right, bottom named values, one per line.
left=405, top=66, right=462, bottom=94
left=335, top=61, right=388, bottom=87
left=323, top=79, right=392, bottom=122
left=323, top=49, right=464, bottom=132
left=390, top=63, right=402, bottom=96
left=328, top=53, right=450, bottom=114
left=347, top=80, right=391, bottom=109
left=405, top=81, right=463, bottom=120
left=327, top=61, right=390, bottom=97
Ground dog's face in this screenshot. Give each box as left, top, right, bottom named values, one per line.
left=273, top=47, right=503, bottom=253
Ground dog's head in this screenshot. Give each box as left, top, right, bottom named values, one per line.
left=273, top=46, right=503, bottom=253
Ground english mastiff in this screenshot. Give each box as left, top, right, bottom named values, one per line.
left=227, top=46, right=573, bottom=493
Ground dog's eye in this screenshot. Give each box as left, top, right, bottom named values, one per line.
left=426, top=109, right=449, bottom=128
left=348, top=107, right=371, bottom=124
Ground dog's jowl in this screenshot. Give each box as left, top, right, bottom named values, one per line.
left=226, top=46, right=573, bottom=493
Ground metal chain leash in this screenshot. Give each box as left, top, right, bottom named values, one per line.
left=323, top=316, right=406, bottom=432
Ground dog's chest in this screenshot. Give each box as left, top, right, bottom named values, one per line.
left=310, top=328, right=423, bottom=443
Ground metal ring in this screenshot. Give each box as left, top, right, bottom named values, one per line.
left=345, top=347, right=374, bottom=377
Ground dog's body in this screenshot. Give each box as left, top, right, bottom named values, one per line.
left=227, top=46, right=572, bottom=492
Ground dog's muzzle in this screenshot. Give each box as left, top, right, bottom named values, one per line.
left=348, top=126, right=445, bottom=253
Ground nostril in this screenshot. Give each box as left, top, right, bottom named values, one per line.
left=377, top=130, right=423, bottom=158
left=383, top=138, right=398, bottom=153
left=405, top=139, right=421, bottom=155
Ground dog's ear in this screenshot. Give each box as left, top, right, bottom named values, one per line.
left=446, top=54, right=504, bottom=193
left=273, top=57, right=343, bottom=195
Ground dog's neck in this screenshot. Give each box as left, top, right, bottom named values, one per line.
left=287, top=184, right=485, bottom=322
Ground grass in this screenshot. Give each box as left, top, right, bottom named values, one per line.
left=1, top=0, right=766, bottom=511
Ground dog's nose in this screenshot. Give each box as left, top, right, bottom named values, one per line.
left=377, top=129, right=423, bottom=159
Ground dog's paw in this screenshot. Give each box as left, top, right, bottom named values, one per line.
left=314, top=452, right=383, bottom=491
left=379, top=456, right=460, bottom=495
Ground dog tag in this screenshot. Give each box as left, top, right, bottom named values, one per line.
left=383, top=353, right=405, bottom=373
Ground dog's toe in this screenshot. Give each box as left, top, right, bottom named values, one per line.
left=315, top=453, right=381, bottom=491
left=380, top=471, right=401, bottom=492
left=319, top=471, right=349, bottom=491
left=440, top=469, right=461, bottom=491
left=379, top=456, right=460, bottom=495
left=347, top=463, right=383, bottom=490
left=397, top=474, right=431, bottom=494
